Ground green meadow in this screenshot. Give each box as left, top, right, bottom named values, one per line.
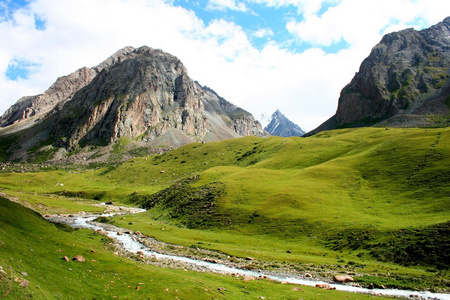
left=1, top=197, right=393, bottom=299
left=0, top=127, right=449, bottom=297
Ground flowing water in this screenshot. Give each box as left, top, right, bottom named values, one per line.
left=49, top=206, right=450, bottom=300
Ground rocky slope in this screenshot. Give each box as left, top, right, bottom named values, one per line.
left=264, top=109, right=305, bottom=137
left=309, top=17, right=450, bottom=135
left=0, top=46, right=268, bottom=162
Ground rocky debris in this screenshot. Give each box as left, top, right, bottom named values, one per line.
left=315, top=284, right=336, bottom=290
left=333, top=274, right=354, bottom=283
left=44, top=203, right=378, bottom=293
left=72, top=255, right=85, bottom=262
left=19, top=279, right=29, bottom=288
left=309, top=17, right=450, bottom=135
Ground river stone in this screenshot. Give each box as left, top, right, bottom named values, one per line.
left=316, top=284, right=335, bottom=290
left=333, top=275, right=354, bottom=282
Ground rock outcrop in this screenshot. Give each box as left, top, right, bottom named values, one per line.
left=0, top=46, right=268, bottom=162
left=0, top=67, right=96, bottom=128
left=264, top=109, right=305, bottom=137
left=309, top=17, right=450, bottom=135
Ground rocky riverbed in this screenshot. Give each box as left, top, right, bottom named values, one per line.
left=43, top=203, right=450, bottom=300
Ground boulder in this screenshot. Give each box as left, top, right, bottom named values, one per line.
left=333, top=275, right=354, bottom=283
left=72, top=255, right=85, bottom=262
left=315, top=284, right=336, bottom=290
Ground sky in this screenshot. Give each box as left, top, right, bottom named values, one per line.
left=0, top=0, right=449, bottom=132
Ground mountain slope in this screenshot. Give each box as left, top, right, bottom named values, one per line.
left=264, top=109, right=305, bottom=137
left=309, top=17, right=450, bottom=135
left=1, top=127, right=449, bottom=291
left=0, top=46, right=267, bottom=162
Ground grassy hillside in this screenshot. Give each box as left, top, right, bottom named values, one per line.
left=1, top=196, right=392, bottom=299
left=0, top=127, right=449, bottom=292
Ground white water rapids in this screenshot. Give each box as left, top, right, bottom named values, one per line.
left=52, top=206, right=450, bottom=300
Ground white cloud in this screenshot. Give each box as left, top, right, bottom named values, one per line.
left=249, top=0, right=339, bottom=16
left=286, top=0, right=450, bottom=49
left=207, top=0, right=248, bottom=11
left=0, top=0, right=449, bottom=132
left=253, top=28, right=274, bottom=38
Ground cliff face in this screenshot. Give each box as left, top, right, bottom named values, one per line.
left=0, top=46, right=267, bottom=162
left=337, top=17, right=450, bottom=126
left=310, top=17, right=450, bottom=135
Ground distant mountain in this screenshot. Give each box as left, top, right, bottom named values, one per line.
left=264, top=110, right=305, bottom=137
left=309, top=17, right=450, bottom=135
left=0, top=46, right=268, bottom=162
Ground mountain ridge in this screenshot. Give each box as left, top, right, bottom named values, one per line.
left=264, top=109, right=305, bottom=137
left=308, top=17, right=450, bottom=135
left=0, top=46, right=268, bottom=162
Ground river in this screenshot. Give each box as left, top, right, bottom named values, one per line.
left=46, top=204, right=450, bottom=300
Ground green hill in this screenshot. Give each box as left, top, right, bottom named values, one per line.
left=1, top=196, right=394, bottom=299
left=0, top=127, right=449, bottom=293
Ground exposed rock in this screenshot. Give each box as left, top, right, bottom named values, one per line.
left=264, top=110, right=305, bottom=137
left=0, top=67, right=95, bottom=129
left=309, top=17, right=450, bottom=135
left=19, top=279, right=29, bottom=288
left=333, top=275, right=354, bottom=282
left=315, top=284, right=336, bottom=290
left=63, top=256, right=70, bottom=262
left=0, top=46, right=268, bottom=162
left=242, top=275, right=255, bottom=282
left=72, top=255, right=85, bottom=262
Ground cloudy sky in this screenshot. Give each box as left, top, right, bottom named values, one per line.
left=0, top=0, right=448, bottom=131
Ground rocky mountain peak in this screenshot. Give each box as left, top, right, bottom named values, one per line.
left=264, top=109, right=305, bottom=137
left=0, top=46, right=267, bottom=162
left=309, top=17, right=450, bottom=135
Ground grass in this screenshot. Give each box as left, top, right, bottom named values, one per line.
left=0, top=196, right=391, bottom=299
left=0, top=127, right=449, bottom=293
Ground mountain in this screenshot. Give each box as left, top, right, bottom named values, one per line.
left=0, top=46, right=268, bottom=162
left=309, top=17, right=450, bottom=135
left=264, top=109, right=305, bottom=137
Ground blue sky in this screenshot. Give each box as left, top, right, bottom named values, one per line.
left=0, top=0, right=448, bottom=131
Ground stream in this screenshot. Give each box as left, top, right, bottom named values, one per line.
left=46, top=204, right=450, bottom=300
